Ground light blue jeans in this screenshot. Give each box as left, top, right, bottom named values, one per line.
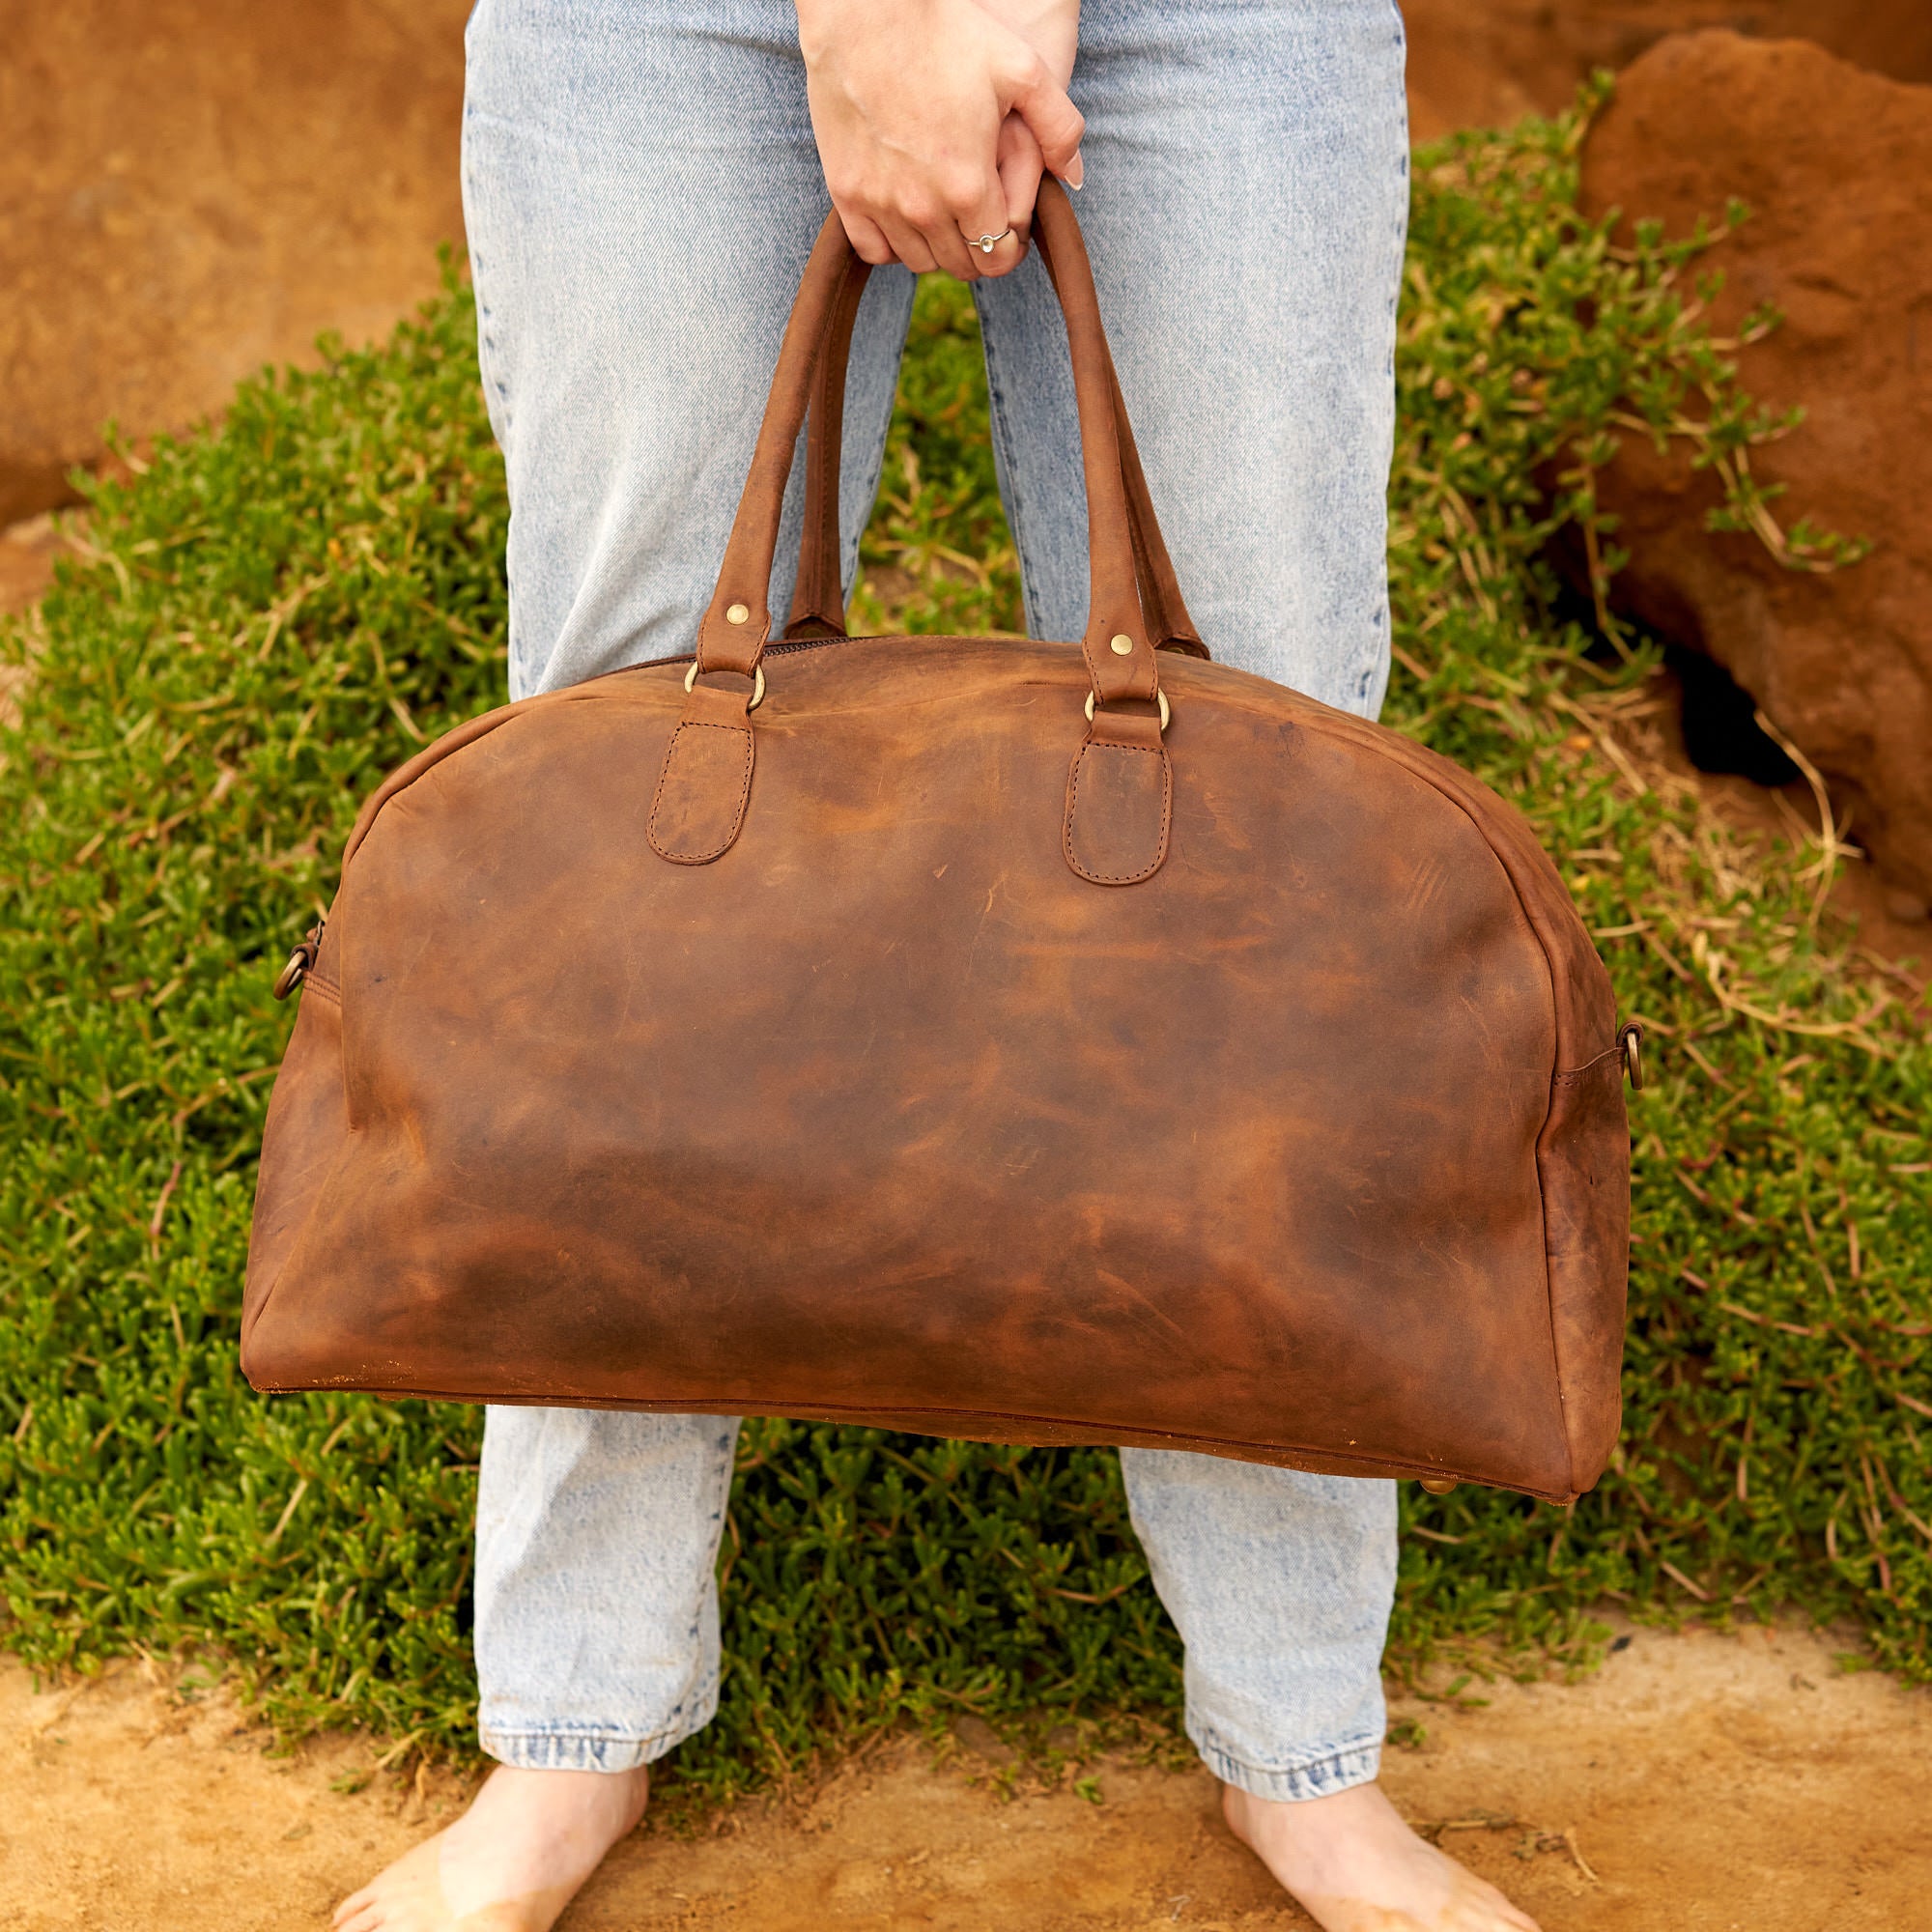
left=462, top=0, right=1409, bottom=1802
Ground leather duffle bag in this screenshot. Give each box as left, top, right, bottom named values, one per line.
left=243, top=180, right=1637, bottom=1505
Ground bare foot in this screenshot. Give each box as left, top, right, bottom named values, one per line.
left=332, top=1763, right=649, bottom=1932
left=1223, top=1780, right=1542, bottom=1932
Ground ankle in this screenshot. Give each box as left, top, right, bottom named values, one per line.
left=1222, top=1778, right=1394, bottom=1885
left=458, top=1761, right=651, bottom=1850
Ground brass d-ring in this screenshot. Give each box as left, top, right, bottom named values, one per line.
left=1619, top=1021, right=1644, bottom=1093
left=685, top=660, right=765, bottom=712
left=271, top=924, right=323, bottom=1000
left=1086, top=690, right=1170, bottom=732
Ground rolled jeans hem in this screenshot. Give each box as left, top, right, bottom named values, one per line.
left=1193, top=1729, right=1383, bottom=1804
left=481, top=1706, right=715, bottom=1773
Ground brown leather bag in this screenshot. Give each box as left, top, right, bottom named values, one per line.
left=243, top=182, right=1634, bottom=1504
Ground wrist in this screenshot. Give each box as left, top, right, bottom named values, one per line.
left=968, top=0, right=1078, bottom=87
left=795, top=0, right=921, bottom=65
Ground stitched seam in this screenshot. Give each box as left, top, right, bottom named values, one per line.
left=302, top=972, right=342, bottom=1007
left=1552, top=1048, right=1621, bottom=1085
left=1065, top=742, right=1168, bottom=883
left=648, top=721, right=753, bottom=864
left=1063, top=742, right=1172, bottom=886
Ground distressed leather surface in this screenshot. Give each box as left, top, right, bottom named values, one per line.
left=647, top=679, right=758, bottom=865
left=243, top=638, right=1629, bottom=1500
left=1537, top=1049, right=1632, bottom=1484
left=1064, top=729, right=1171, bottom=885
left=241, top=185, right=1632, bottom=1502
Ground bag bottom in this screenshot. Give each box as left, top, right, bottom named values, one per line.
left=243, top=1378, right=1580, bottom=1503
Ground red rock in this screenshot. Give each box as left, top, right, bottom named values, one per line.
left=1578, top=32, right=1932, bottom=916
left=1404, top=0, right=1932, bottom=145
left=5, top=0, right=1927, bottom=533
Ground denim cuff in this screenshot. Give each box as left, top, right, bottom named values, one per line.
left=480, top=1691, right=718, bottom=1773
left=1189, top=1723, right=1383, bottom=1804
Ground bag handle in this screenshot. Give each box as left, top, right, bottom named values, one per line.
left=783, top=219, right=1207, bottom=662
left=692, top=179, right=1176, bottom=721
left=782, top=246, right=875, bottom=641
left=661, top=181, right=1180, bottom=885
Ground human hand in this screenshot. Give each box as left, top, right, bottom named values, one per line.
left=975, top=0, right=1079, bottom=249
left=796, top=0, right=1083, bottom=280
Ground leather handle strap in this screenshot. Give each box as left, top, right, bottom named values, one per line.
left=1029, top=182, right=1157, bottom=711
left=1100, top=357, right=1208, bottom=660
left=695, top=217, right=873, bottom=678
left=700, top=180, right=1179, bottom=712
left=784, top=247, right=874, bottom=641
left=784, top=220, right=1206, bottom=661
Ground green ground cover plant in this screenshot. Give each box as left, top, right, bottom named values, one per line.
left=3, top=95, right=1927, bottom=1802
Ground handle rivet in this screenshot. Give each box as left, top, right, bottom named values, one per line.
left=725, top=602, right=751, bottom=625
left=1109, top=633, right=1135, bottom=656
left=1419, top=1478, right=1459, bottom=1495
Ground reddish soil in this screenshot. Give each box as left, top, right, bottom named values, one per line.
left=0, top=0, right=469, bottom=524
left=5, top=1620, right=1926, bottom=1930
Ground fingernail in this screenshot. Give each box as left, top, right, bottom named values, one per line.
left=1066, top=150, right=1084, bottom=190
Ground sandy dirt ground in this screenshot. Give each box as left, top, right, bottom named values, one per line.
left=4, top=1620, right=1927, bottom=1932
